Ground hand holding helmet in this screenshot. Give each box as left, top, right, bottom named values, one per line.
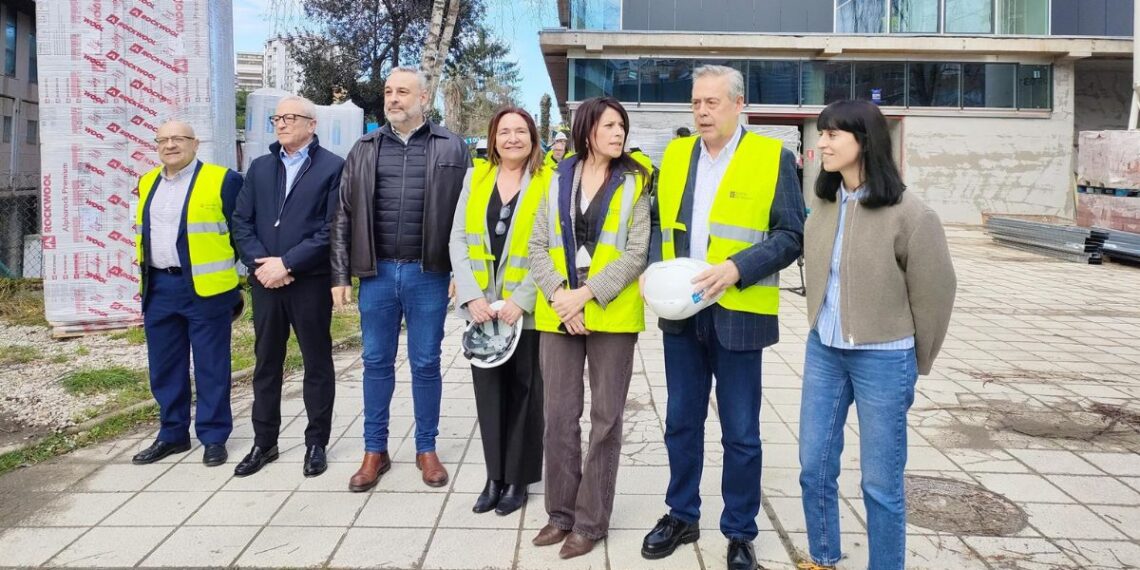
left=642, top=258, right=728, bottom=320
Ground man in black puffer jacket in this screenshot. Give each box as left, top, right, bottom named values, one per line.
left=231, top=95, right=345, bottom=480
left=330, top=67, right=469, bottom=492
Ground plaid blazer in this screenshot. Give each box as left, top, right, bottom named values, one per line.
left=648, top=138, right=805, bottom=351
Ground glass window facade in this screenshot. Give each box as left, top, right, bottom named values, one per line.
left=836, top=0, right=886, bottom=33
left=571, top=59, right=639, bottom=102
left=1017, top=64, right=1050, bottom=109
left=569, top=58, right=1049, bottom=110
left=569, top=0, right=621, bottom=30
left=962, top=63, right=1016, bottom=108
left=4, top=10, right=15, bottom=77
left=802, top=62, right=853, bottom=105
left=749, top=61, right=800, bottom=105
left=640, top=59, right=693, bottom=103
left=945, top=0, right=993, bottom=33
left=890, top=0, right=939, bottom=32
left=854, top=62, right=906, bottom=105
left=909, top=63, right=961, bottom=106
left=998, top=0, right=1048, bottom=34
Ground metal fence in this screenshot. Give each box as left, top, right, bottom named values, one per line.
left=0, top=185, right=40, bottom=280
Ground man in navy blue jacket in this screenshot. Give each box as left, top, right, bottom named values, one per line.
left=231, top=95, right=345, bottom=479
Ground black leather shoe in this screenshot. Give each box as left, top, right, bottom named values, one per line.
left=131, top=440, right=191, bottom=465
left=727, top=539, right=757, bottom=570
left=494, top=483, right=527, bottom=516
left=303, top=445, right=327, bottom=478
left=202, top=444, right=228, bottom=467
left=641, top=513, right=700, bottom=559
left=233, top=445, right=279, bottom=477
left=473, top=479, right=504, bottom=513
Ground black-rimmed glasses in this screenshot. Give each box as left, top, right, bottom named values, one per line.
left=494, top=204, right=513, bottom=236
left=269, top=114, right=314, bottom=126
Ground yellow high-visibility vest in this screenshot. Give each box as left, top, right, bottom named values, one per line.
left=464, top=161, right=550, bottom=299
left=630, top=150, right=653, bottom=172
left=656, top=131, right=782, bottom=316
left=534, top=171, right=646, bottom=334
left=136, top=163, right=239, bottom=297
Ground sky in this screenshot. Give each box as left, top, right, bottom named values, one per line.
left=232, top=0, right=563, bottom=124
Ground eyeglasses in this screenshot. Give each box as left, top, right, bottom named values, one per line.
left=154, top=135, right=195, bottom=145
left=494, top=204, right=513, bottom=236
left=269, top=114, right=313, bottom=126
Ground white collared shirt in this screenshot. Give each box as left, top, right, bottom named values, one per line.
left=690, top=126, right=743, bottom=261
left=148, top=160, right=199, bottom=269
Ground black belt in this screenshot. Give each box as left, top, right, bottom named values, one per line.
left=152, top=266, right=182, bottom=275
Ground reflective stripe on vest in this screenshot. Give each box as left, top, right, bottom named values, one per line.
left=534, top=171, right=645, bottom=334
left=136, top=163, right=239, bottom=298
left=464, top=161, right=549, bottom=299
left=656, top=131, right=782, bottom=315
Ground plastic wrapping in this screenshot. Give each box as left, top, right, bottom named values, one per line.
left=38, top=1, right=236, bottom=336
left=243, top=89, right=364, bottom=169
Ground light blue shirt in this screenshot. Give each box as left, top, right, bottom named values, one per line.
left=816, top=183, right=915, bottom=351
left=280, top=144, right=310, bottom=198
left=690, top=126, right=744, bottom=262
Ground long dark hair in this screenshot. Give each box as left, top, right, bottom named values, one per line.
left=487, top=107, right=545, bottom=175
left=571, top=96, right=649, bottom=181
left=814, top=100, right=906, bottom=209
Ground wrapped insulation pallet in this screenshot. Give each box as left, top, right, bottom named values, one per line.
left=37, top=1, right=236, bottom=336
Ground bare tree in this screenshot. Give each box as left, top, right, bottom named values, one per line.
left=422, top=0, right=463, bottom=111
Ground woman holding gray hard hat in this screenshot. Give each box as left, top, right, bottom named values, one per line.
left=449, top=107, right=551, bottom=517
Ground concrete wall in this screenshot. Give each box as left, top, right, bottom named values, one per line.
left=901, top=62, right=1077, bottom=224
left=1074, top=59, right=1132, bottom=135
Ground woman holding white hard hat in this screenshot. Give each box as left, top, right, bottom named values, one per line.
left=449, top=107, right=551, bottom=516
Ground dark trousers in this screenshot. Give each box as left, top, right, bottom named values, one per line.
left=541, top=330, right=637, bottom=540
left=472, top=329, right=544, bottom=485
left=250, top=273, right=335, bottom=448
left=663, top=309, right=764, bottom=541
left=143, top=271, right=233, bottom=445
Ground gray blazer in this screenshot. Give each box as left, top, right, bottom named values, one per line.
left=449, top=168, right=540, bottom=329
left=528, top=165, right=650, bottom=310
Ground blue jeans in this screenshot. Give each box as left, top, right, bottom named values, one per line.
left=358, top=261, right=450, bottom=453
left=799, top=330, right=918, bottom=570
left=663, top=309, right=764, bottom=541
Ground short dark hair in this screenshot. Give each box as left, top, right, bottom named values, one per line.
left=813, top=99, right=906, bottom=209
left=487, top=107, right=545, bottom=175
left=571, top=96, right=649, bottom=180
left=675, top=126, right=691, bottom=138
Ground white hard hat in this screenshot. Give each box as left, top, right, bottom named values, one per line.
left=642, top=258, right=724, bottom=320
left=553, top=132, right=568, bottom=142
left=628, top=139, right=641, bottom=150
left=476, top=138, right=488, bottom=150
left=462, top=300, right=522, bottom=368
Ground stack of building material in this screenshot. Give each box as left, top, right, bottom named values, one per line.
left=38, top=1, right=235, bottom=336
left=1099, top=228, right=1140, bottom=264
left=984, top=217, right=1109, bottom=264
left=1076, top=131, right=1140, bottom=234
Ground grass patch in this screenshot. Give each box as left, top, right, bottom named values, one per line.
left=0, top=405, right=158, bottom=477
left=108, top=327, right=146, bottom=345
left=0, top=279, right=46, bottom=327
left=0, top=345, right=41, bottom=365
left=75, top=346, right=89, bottom=357
left=61, top=367, right=147, bottom=395
left=62, top=368, right=152, bottom=424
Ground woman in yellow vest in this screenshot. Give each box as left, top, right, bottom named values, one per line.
left=526, top=96, right=651, bottom=559
left=449, top=107, right=550, bottom=517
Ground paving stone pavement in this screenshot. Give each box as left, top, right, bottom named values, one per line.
left=1, top=226, right=1139, bottom=569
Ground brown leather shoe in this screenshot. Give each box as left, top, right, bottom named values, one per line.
left=348, top=451, right=390, bottom=492
left=559, top=532, right=598, bottom=559
left=415, top=451, right=449, bottom=487
left=532, top=524, right=571, bottom=546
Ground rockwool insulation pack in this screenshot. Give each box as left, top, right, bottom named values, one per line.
left=38, top=1, right=236, bottom=336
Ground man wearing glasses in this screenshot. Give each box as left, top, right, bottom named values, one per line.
left=132, top=121, right=244, bottom=467
left=231, top=96, right=346, bottom=479
left=331, top=67, right=470, bottom=491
